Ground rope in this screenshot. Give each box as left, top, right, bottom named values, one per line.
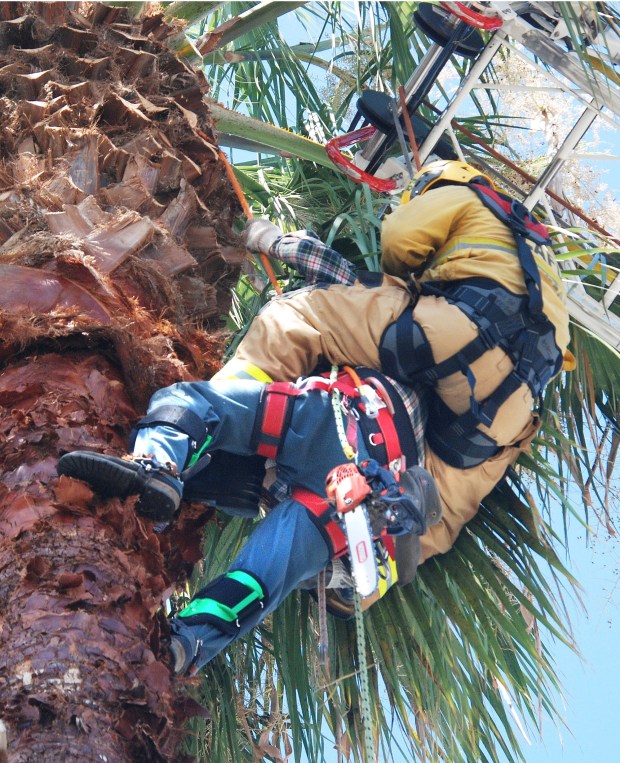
left=317, top=568, right=330, bottom=673
left=354, top=591, right=375, bottom=762
left=329, top=363, right=374, bottom=760
left=217, top=149, right=283, bottom=295
left=330, top=365, right=356, bottom=461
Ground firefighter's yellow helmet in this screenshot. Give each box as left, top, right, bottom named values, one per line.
left=401, top=160, right=495, bottom=204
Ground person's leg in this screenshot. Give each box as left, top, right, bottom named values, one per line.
left=57, top=379, right=268, bottom=520
left=214, top=277, right=412, bottom=383
left=169, top=496, right=331, bottom=673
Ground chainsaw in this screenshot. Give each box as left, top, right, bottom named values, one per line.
left=325, top=459, right=439, bottom=598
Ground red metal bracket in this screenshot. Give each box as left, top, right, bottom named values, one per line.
left=439, top=2, right=503, bottom=30
left=325, top=125, right=398, bottom=193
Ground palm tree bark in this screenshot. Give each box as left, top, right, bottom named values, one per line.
left=0, top=3, right=243, bottom=759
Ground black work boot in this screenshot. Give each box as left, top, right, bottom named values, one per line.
left=57, top=451, right=182, bottom=521
left=168, top=619, right=199, bottom=675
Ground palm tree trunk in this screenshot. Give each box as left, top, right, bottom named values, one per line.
left=0, top=3, right=242, bottom=759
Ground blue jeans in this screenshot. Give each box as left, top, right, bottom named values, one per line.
left=133, top=379, right=372, bottom=669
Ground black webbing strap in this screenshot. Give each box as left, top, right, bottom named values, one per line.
left=177, top=570, right=268, bottom=635
left=468, top=184, right=551, bottom=318
left=135, top=405, right=210, bottom=449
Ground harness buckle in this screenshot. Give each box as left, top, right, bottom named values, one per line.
left=359, top=384, right=386, bottom=419
left=494, top=314, right=526, bottom=338
left=509, top=200, right=534, bottom=238
left=389, top=457, right=403, bottom=474
left=476, top=325, right=497, bottom=350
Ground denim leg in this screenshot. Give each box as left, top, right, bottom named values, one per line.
left=170, top=497, right=330, bottom=669
left=132, top=379, right=267, bottom=473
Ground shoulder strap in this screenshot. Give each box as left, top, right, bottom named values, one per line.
left=468, top=183, right=550, bottom=317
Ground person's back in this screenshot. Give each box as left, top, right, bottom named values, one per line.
left=381, top=183, right=569, bottom=356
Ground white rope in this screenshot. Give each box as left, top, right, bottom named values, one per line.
left=354, top=591, right=375, bottom=762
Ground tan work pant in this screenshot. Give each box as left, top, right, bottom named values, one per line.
left=216, top=279, right=539, bottom=561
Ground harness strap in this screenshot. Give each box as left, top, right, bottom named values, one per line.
left=357, top=395, right=402, bottom=469
left=251, top=382, right=301, bottom=459
left=135, top=405, right=210, bottom=448
left=177, top=569, right=267, bottom=635
left=131, top=404, right=213, bottom=479
left=292, top=487, right=348, bottom=558
left=259, top=370, right=408, bottom=471
left=426, top=367, right=541, bottom=469
left=469, top=184, right=550, bottom=317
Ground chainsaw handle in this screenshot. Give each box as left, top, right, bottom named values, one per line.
left=325, top=125, right=398, bottom=193
left=439, top=1, right=503, bottom=30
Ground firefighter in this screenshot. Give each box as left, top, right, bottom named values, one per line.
left=216, top=159, right=572, bottom=561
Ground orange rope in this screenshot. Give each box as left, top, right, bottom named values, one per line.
left=217, top=150, right=283, bottom=295
left=342, top=365, right=364, bottom=390
left=399, top=86, right=422, bottom=172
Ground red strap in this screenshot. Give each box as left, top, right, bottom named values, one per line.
left=472, top=184, right=550, bottom=242
left=374, top=404, right=402, bottom=467
left=292, top=487, right=348, bottom=558
left=256, top=382, right=300, bottom=459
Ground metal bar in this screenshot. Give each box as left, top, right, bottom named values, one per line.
left=602, top=274, right=620, bottom=310
left=390, top=99, right=415, bottom=181
left=502, top=15, right=620, bottom=119
left=565, top=284, right=620, bottom=353
left=359, top=43, right=445, bottom=162
left=497, top=36, right=619, bottom=131
left=364, top=19, right=472, bottom=174
left=418, top=30, right=506, bottom=163
left=471, top=83, right=568, bottom=93
left=524, top=105, right=598, bottom=210
left=423, top=99, right=620, bottom=244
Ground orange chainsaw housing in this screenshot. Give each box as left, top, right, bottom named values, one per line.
left=325, top=463, right=372, bottom=514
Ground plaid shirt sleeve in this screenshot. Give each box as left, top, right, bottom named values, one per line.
left=272, top=230, right=357, bottom=286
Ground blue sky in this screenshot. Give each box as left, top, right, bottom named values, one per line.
left=501, top=521, right=620, bottom=763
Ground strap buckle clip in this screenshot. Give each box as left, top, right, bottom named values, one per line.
left=359, top=384, right=386, bottom=418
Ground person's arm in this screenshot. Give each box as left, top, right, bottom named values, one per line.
left=272, top=231, right=357, bottom=285
left=243, top=219, right=356, bottom=286
left=380, top=186, right=468, bottom=278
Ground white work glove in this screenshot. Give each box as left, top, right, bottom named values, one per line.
left=243, top=218, right=284, bottom=254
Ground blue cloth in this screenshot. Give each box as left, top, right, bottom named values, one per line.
left=133, top=377, right=376, bottom=670
left=171, top=497, right=330, bottom=669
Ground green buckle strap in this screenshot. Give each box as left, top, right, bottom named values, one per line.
left=178, top=570, right=267, bottom=635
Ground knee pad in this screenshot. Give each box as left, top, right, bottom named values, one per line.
left=177, top=570, right=268, bottom=635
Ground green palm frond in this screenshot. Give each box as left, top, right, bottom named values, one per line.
left=188, top=474, right=580, bottom=762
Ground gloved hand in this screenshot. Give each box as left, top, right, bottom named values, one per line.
left=243, top=218, right=284, bottom=254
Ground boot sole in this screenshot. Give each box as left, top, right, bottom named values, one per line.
left=57, top=452, right=180, bottom=521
